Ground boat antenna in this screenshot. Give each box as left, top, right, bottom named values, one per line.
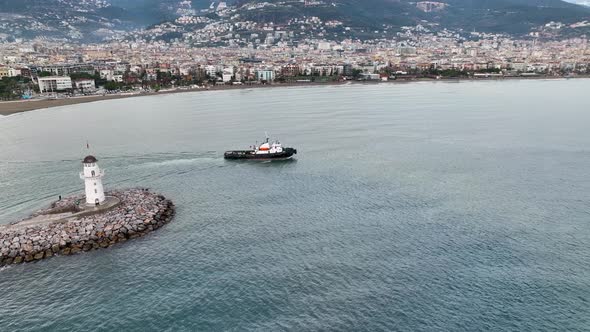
left=265, top=131, right=269, bottom=143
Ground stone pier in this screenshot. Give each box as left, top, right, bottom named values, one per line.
left=0, top=188, right=175, bottom=267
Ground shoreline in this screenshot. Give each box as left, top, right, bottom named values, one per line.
left=0, top=82, right=338, bottom=116
left=1, top=75, right=587, bottom=116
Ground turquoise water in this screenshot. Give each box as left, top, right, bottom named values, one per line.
left=0, top=80, right=589, bottom=331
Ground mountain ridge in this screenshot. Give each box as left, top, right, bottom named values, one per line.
left=0, top=0, right=588, bottom=42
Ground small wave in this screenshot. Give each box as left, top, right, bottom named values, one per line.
left=0, top=159, right=77, bottom=164
left=133, top=157, right=220, bottom=168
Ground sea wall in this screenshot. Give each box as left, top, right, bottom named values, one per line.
left=0, top=189, right=175, bottom=267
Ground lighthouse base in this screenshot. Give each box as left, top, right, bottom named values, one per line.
left=11, top=196, right=121, bottom=229
left=83, top=197, right=109, bottom=208
left=80, top=196, right=119, bottom=212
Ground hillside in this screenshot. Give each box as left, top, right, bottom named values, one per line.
left=0, top=0, right=138, bottom=41
left=439, top=0, right=590, bottom=33
left=233, top=0, right=590, bottom=33
left=0, top=0, right=589, bottom=42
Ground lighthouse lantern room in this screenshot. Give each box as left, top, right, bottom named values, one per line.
left=79, top=155, right=106, bottom=206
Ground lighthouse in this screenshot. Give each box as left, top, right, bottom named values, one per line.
left=79, top=155, right=106, bottom=206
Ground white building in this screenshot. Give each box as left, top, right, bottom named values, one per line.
left=222, top=67, right=234, bottom=82
left=216, top=1, right=227, bottom=11
left=256, top=69, right=275, bottom=82
left=99, top=69, right=114, bottom=81
left=0, top=67, right=8, bottom=79
left=359, top=73, right=380, bottom=81
left=74, top=79, right=96, bottom=91
left=179, top=66, right=192, bottom=76
left=205, top=65, right=218, bottom=78
left=8, top=68, right=20, bottom=77
left=38, top=76, right=72, bottom=92
left=317, top=42, right=331, bottom=51
left=510, top=62, right=527, bottom=72
left=79, top=155, right=106, bottom=206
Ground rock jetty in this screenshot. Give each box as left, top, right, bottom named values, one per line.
left=0, top=189, right=175, bottom=267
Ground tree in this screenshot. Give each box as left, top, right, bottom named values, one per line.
left=476, top=68, right=501, bottom=74
left=104, top=81, right=120, bottom=91
left=70, top=72, right=96, bottom=80
left=0, top=77, right=24, bottom=100
left=351, top=69, right=363, bottom=79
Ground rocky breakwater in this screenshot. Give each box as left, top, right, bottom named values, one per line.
left=0, top=189, right=175, bottom=267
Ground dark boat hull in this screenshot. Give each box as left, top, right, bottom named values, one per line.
left=224, top=148, right=297, bottom=160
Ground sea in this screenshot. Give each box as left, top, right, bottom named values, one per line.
left=0, top=79, right=589, bottom=331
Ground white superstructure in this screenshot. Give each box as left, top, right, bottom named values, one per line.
left=79, top=155, right=106, bottom=206
left=255, top=139, right=284, bottom=154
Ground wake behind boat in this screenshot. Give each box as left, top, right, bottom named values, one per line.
left=224, top=134, right=297, bottom=160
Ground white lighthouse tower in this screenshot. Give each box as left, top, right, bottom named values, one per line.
left=79, top=155, right=106, bottom=206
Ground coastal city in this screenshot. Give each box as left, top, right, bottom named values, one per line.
left=2, top=1, right=590, bottom=331
left=1, top=9, right=590, bottom=102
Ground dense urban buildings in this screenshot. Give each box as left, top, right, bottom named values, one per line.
left=0, top=15, right=589, bottom=100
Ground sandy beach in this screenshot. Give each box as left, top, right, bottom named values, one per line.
left=0, top=94, right=147, bottom=115
left=0, top=86, right=240, bottom=116
left=0, top=82, right=350, bottom=116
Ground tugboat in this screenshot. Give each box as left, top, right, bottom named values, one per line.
left=224, top=134, right=297, bottom=160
